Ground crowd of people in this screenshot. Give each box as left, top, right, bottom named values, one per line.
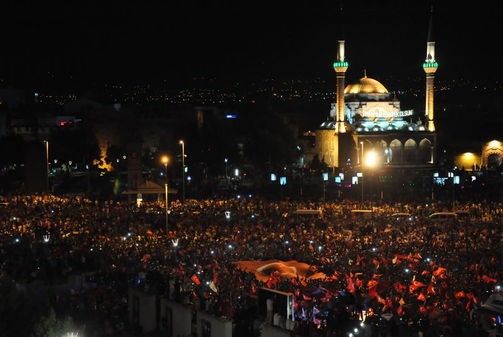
left=0, top=194, right=501, bottom=337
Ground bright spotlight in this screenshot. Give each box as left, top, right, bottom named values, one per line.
left=364, top=150, right=378, bottom=167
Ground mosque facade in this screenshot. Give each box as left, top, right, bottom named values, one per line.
left=313, top=23, right=439, bottom=171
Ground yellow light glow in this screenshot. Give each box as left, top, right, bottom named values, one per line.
left=364, top=150, right=378, bottom=167
left=93, top=144, right=112, bottom=172
left=488, top=140, right=502, bottom=148
left=161, top=155, right=169, bottom=165
left=455, top=152, right=481, bottom=171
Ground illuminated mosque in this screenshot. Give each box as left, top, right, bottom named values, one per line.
left=314, top=11, right=438, bottom=170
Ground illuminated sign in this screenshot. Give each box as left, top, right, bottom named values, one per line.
left=361, top=109, right=413, bottom=119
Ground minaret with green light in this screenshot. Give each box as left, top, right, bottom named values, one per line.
left=423, top=6, right=437, bottom=132
left=334, top=40, right=348, bottom=133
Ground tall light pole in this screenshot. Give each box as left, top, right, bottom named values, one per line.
left=360, top=141, right=364, bottom=204
left=179, top=140, right=185, bottom=203
left=362, top=148, right=378, bottom=205
left=224, top=158, right=228, bottom=186
left=161, top=155, right=169, bottom=234
left=43, top=140, right=49, bottom=192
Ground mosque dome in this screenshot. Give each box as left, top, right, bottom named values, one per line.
left=344, top=76, right=389, bottom=94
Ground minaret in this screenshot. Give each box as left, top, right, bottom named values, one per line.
left=334, top=40, right=348, bottom=133
left=423, top=6, right=438, bottom=132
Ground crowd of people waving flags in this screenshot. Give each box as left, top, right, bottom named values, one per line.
left=0, top=194, right=501, bottom=336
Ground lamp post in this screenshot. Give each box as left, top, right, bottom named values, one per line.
left=224, top=158, right=228, bottom=186
left=448, top=171, right=455, bottom=210
left=179, top=140, right=185, bottom=203
left=362, top=147, right=378, bottom=205
left=41, top=140, right=49, bottom=192
left=161, top=155, right=169, bottom=233
left=360, top=142, right=364, bottom=204
left=322, top=172, right=328, bottom=202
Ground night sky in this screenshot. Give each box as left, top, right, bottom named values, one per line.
left=1, top=1, right=499, bottom=86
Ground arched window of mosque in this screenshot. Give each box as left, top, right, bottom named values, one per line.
left=418, top=139, right=432, bottom=164
left=390, top=139, right=402, bottom=164
left=378, top=140, right=389, bottom=164
left=404, top=139, right=417, bottom=163
left=487, top=153, right=502, bottom=170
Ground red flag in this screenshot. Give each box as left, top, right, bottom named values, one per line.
left=191, top=274, right=201, bottom=285
left=383, top=297, right=393, bottom=312
left=393, top=281, right=407, bottom=294
left=346, top=274, right=356, bottom=293
left=367, top=280, right=379, bottom=289
left=409, top=281, right=426, bottom=293
left=427, top=283, right=436, bottom=295
left=212, top=266, right=219, bottom=285
left=396, top=304, right=404, bottom=316
left=465, top=295, right=476, bottom=312
left=267, top=275, right=277, bottom=288
left=454, top=291, right=466, bottom=299
left=481, top=275, right=497, bottom=283
left=466, top=292, right=478, bottom=303
left=433, top=267, right=447, bottom=277
left=355, top=278, right=363, bottom=289
left=412, top=253, right=423, bottom=260
left=368, top=286, right=378, bottom=299
left=465, top=301, right=471, bottom=312
left=417, top=293, right=426, bottom=302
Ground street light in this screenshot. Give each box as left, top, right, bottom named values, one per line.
left=224, top=158, right=228, bottom=186
left=322, top=172, right=328, bottom=202
left=43, top=140, right=49, bottom=192
left=360, top=142, right=364, bottom=203
left=161, top=155, right=170, bottom=233
left=179, top=140, right=185, bottom=203
left=361, top=146, right=378, bottom=204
